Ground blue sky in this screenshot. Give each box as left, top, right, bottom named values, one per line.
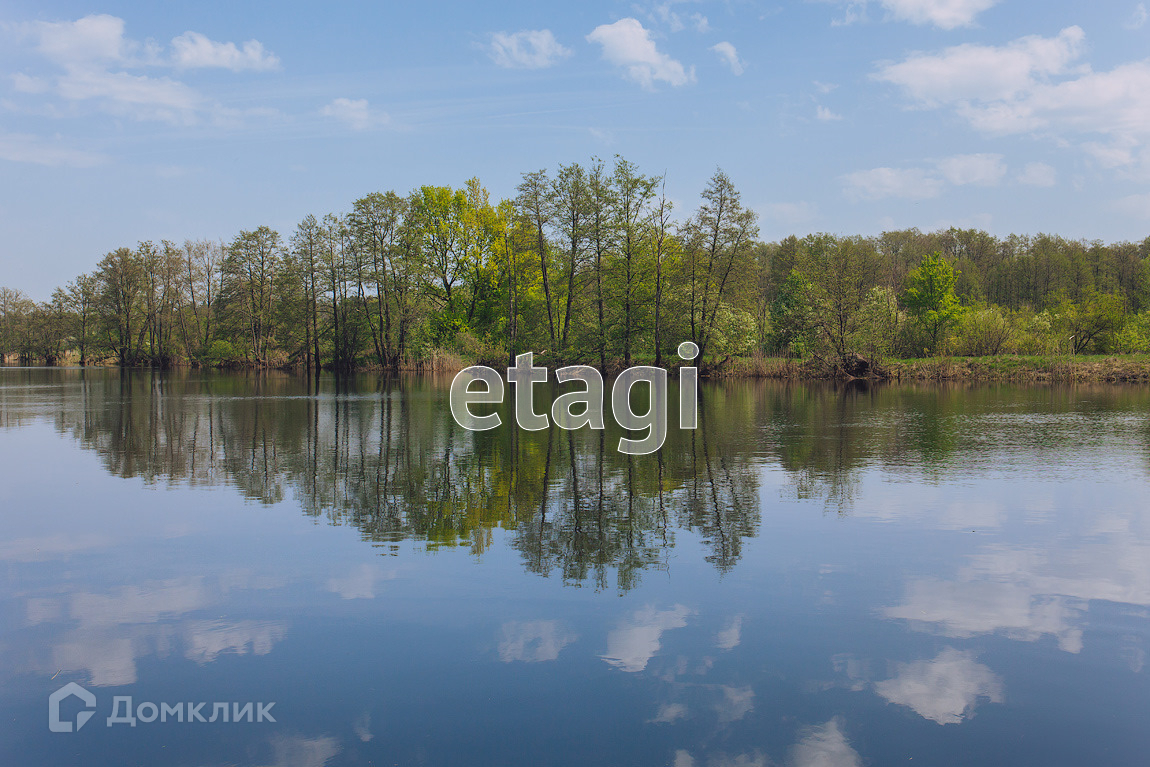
left=2, top=0, right=1150, bottom=297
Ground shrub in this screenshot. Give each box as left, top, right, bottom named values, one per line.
left=954, top=304, right=1014, bottom=356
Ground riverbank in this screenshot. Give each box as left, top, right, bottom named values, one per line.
left=720, top=353, right=1150, bottom=383
left=9, top=351, right=1150, bottom=383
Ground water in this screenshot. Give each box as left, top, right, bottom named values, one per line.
left=1, top=368, right=1148, bottom=766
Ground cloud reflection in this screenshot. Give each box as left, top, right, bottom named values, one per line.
left=790, top=717, right=863, bottom=767
left=602, top=605, right=693, bottom=672
left=498, top=620, right=577, bottom=663
left=874, top=648, right=1004, bottom=724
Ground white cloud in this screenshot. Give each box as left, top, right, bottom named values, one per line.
left=814, top=80, right=838, bottom=94
left=56, top=68, right=201, bottom=118
left=936, top=153, right=1006, bottom=185
left=822, top=0, right=997, bottom=29
left=710, top=42, right=745, bottom=75
left=489, top=29, right=571, bottom=69
left=601, top=604, right=692, bottom=672
left=874, top=27, right=1150, bottom=175
left=1017, top=161, right=1057, bottom=187
left=691, top=14, right=712, bottom=33
left=790, top=718, right=863, bottom=767
left=170, top=31, right=280, bottom=71
left=11, top=14, right=279, bottom=125
left=841, top=167, right=944, bottom=201
left=875, top=648, right=1004, bottom=724
left=498, top=620, right=577, bottom=662
left=880, top=0, right=1000, bottom=29
left=586, top=18, right=694, bottom=89
left=320, top=98, right=389, bottom=130
left=24, top=14, right=131, bottom=68
left=875, top=27, right=1086, bottom=106
left=816, top=105, right=843, bottom=121
left=1126, top=3, right=1148, bottom=30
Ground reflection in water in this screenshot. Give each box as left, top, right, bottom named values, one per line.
left=498, top=620, right=578, bottom=663
left=4, top=368, right=1150, bottom=765
left=790, top=718, right=864, bottom=767
left=4, top=369, right=772, bottom=591
left=874, top=648, right=1004, bottom=725
left=602, top=604, right=693, bottom=672
left=18, top=574, right=289, bottom=687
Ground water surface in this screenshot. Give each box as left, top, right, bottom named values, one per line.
left=1, top=368, right=1148, bottom=766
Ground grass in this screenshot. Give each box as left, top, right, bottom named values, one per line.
left=712, top=352, right=1150, bottom=382
left=884, top=354, right=1150, bottom=382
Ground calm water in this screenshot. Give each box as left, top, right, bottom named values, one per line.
left=1, top=368, right=1149, bottom=766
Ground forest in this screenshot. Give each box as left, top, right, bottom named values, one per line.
left=2, top=156, right=1150, bottom=375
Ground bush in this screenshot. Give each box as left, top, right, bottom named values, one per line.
left=954, top=304, right=1014, bottom=356
left=203, top=340, right=241, bottom=367
left=1115, top=311, right=1150, bottom=353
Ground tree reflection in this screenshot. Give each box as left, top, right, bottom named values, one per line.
left=32, top=369, right=763, bottom=591
left=15, top=368, right=1150, bottom=590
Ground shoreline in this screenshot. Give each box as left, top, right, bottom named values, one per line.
left=720, top=354, right=1150, bottom=383
left=6, top=353, right=1150, bottom=383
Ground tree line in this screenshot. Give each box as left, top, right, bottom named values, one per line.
left=2, top=156, right=1150, bottom=371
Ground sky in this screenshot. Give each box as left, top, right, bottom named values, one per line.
left=2, top=0, right=1150, bottom=298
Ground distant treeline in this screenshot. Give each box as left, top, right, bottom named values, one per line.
left=2, top=156, right=1150, bottom=373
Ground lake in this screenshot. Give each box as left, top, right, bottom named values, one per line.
left=1, top=367, right=1148, bottom=766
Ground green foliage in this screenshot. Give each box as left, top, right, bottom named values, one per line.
left=1051, top=292, right=1127, bottom=354
left=1115, top=311, right=1150, bottom=353
left=12, top=155, right=1150, bottom=369
left=954, top=304, right=1015, bottom=357
left=204, top=340, right=241, bottom=367
left=769, top=270, right=813, bottom=355
left=900, top=252, right=963, bottom=356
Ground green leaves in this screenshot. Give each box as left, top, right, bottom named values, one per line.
left=901, top=252, right=962, bottom=355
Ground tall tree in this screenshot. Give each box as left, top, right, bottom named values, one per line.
left=551, top=163, right=591, bottom=353
left=611, top=157, right=657, bottom=367
left=901, top=252, right=962, bottom=355
left=516, top=170, right=556, bottom=350
left=223, top=226, right=282, bottom=365
left=682, top=169, right=759, bottom=361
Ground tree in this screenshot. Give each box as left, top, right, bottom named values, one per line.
left=901, top=252, right=963, bottom=356
left=769, top=270, right=814, bottom=355
left=609, top=157, right=657, bottom=367
left=222, top=226, right=282, bottom=365
left=96, top=247, right=145, bottom=364
left=799, top=235, right=885, bottom=363
left=587, top=158, right=615, bottom=372
left=290, top=217, right=324, bottom=373
left=516, top=170, right=556, bottom=350
left=1053, top=292, right=1126, bottom=354
left=61, top=274, right=98, bottom=365
left=681, top=169, right=758, bottom=361
left=551, top=163, right=591, bottom=354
